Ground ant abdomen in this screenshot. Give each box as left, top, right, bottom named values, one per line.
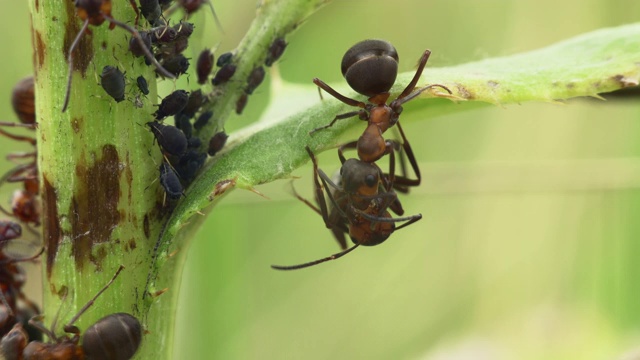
left=341, top=39, right=399, bottom=97
left=82, top=313, right=142, bottom=360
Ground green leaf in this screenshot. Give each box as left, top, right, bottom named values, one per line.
left=148, top=22, right=640, bottom=290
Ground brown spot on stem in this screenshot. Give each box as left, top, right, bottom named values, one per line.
left=208, top=179, right=237, bottom=201
left=35, top=0, right=39, bottom=12
left=71, top=117, right=82, bottom=133
left=70, top=145, right=122, bottom=271
left=63, top=0, right=93, bottom=77
left=487, top=80, right=499, bottom=88
left=455, top=83, right=475, bottom=100
left=35, top=31, right=46, bottom=70
left=566, top=82, right=575, bottom=89
left=43, top=175, right=61, bottom=279
left=143, top=214, right=150, bottom=239
left=612, top=74, right=639, bottom=88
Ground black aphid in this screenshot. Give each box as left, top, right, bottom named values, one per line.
left=159, top=54, right=190, bottom=77
left=265, top=37, right=287, bottom=67
left=100, top=66, right=126, bottom=102
left=216, top=52, right=233, bottom=67
left=182, top=90, right=206, bottom=118
left=197, top=49, right=214, bottom=85
left=140, top=0, right=162, bottom=26
left=175, top=150, right=207, bottom=184
left=235, top=93, right=248, bottom=114
left=136, top=76, right=150, bottom=96
left=154, top=90, right=189, bottom=120
left=174, top=113, right=193, bottom=138
left=187, top=137, right=202, bottom=148
left=208, top=131, right=228, bottom=156
left=211, top=64, right=236, bottom=85
left=194, top=111, right=213, bottom=130
left=147, top=121, right=188, bottom=156
left=160, top=162, right=183, bottom=200
left=129, top=31, right=153, bottom=58
left=245, top=66, right=265, bottom=94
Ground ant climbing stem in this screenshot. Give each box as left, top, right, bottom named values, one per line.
left=62, top=0, right=176, bottom=112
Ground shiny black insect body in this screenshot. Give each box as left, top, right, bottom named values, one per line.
left=154, top=90, right=189, bottom=120
left=147, top=122, right=188, bottom=156
left=159, top=162, right=183, bottom=200
left=63, top=0, right=174, bottom=112
left=193, top=111, right=212, bottom=130
left=311, top=39, right=452, bottom=164
left=265, top=37, right=287, bottom=67
left=211, top=64, right=236, bottom=86
left=159, top=54, right=190, bottom=77
left=216, top=52, right=232, bottom=67
left=136, top=76, right=149, bottom=96
left=196, top=49, right=214, bottom=85
left=100, top=66, right=126, bottom=103
left=174, top=114, right=193, bottom=138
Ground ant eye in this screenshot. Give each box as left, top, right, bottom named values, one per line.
left=364, top=174, right=377, bottom=187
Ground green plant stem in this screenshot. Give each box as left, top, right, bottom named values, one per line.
left=30, top=0, right=331, bottom=359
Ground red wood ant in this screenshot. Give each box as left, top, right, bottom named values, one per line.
left=62, top=0, right=175, bottom=112
left=271, top=146, right=422, bottom=270
left=1, top=77, right=40, bottom=226
left=0, top=265, right=143, bottom=360
left=310, top=39, right=452, bottom=164
left=0, top=220, right=44, bottom=342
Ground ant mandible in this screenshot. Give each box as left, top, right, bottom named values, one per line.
left=62, top=0, right=175, bottom=112
left=310, top=39, right=452, bottom=163
left=271, top=147, right=422, bottom=270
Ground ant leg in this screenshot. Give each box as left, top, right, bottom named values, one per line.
left=395, top=49, right=432, bottom=101
left=0, top=121, right=36, bottom=130
left=289, top=181, right=321, bottom=216
left=391, top=122, right=421, bottom=187
left=128, top=0, right=140, bottom=27
left=271, top=243, right=360, bottom=270
left=0, top=129, right=36, bottom=146
left=313, top=78, right=366, bottom=108
left=206, top=0, right=225, bottom=34
left=104, top=15, right=175, bottom=79
left=309, top=110, right=366, bottom=135
left=62, top=19, right=89, bottom=112
left=337, top=141, right=357, bottom=164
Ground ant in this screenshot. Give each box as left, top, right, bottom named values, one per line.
left=310, top=39, right=452, bottom=164
left=0, top=220, right=44, bottom=342
left=1, top=77, right=40, bottom=226
left=271, top=147, right=422, bottom=270
left=62, top=0, right=175, bottom=112
left=0, top=265, right=142, bottom=360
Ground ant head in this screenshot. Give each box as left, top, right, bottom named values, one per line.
left=340, top=159, right=379, bottom=197
left=75, top=0, right=112, bottom=23
left=341, top=39, right=398, bottom=97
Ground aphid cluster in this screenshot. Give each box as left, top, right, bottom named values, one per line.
left=0, top=266, right=142, bottom=360
left=272, top=39, right=452, bottom=270
left=62, top=1, right=293, bottom=204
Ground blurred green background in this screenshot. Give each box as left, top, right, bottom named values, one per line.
left=4, top=0, right=640, bottom=359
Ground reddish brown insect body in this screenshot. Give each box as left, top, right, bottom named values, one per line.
left=311, top=40, right=452, bottom=165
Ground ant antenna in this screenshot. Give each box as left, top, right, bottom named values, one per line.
left=65, top=265, right=125, bottom=328
left=271, top=243, right=360, bottom=271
